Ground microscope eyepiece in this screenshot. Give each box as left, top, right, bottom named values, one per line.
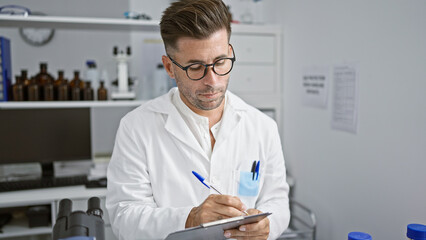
left=57, top=198, right=72, bottom=219
left=87, top=197, right=103, bottom=218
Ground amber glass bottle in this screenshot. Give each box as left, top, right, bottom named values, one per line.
left=43, top=78, right=54, bottom=101
left=57, top=79, right=69, bottom=101
left=21, top=70, right=30, bottom=91
left=83, top=81, right=94, bottom=101
left=21, top=70, right=30, bottom=86
left=20, top=70, right=30, bottom=100
left=54, top=70, right=66, bottom=100
left=71, top=82, right=82, bottom=101
left=34, top=63, right=54, bottom=86
left=12, top=76, right=24, bottom=101
left=34, top=63, right=54, bottom=100
left=27, top=77, right=40, bottom=101
left=54, top=70, right=66, bottom=87
left=70, top=71, right=84, bottom=101
left=71, top=84, right=81, bottom=101
left=97, top=81, right=108, bottom=101
left=69, top=71, right=85, bottom=89
left=34, top=63, right=54, bottom=84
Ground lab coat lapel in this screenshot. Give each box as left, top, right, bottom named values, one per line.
left=146, top=89, right=207, bottom=160
left=164, top=108, right=207, bottom=159
left=214, top=92, right=248, bottom=152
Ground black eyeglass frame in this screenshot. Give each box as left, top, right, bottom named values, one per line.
left=167, top=44, right=236, bottom=81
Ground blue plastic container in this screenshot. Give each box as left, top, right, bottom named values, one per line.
left=407, top=224, right=426, bottom=240
left=348, top=232, right=372, bottom=240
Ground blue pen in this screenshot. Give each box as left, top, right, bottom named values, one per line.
left=255, top=161, right=260, bottom=180
left=192, top=171, right=223, bottom=195
left=192, top=171, right=249, bottom=215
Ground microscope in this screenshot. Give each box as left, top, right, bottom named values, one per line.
left=111, top=46, right=136, bottom=100
left=52, top=197, right=105, bottom=240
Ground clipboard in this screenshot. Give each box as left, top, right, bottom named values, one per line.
left=164, top=212, right=271, bottom=240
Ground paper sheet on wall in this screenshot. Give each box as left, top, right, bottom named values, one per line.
left=331, top=64, right=359, bottom=133
left=302, top=66, right=329, bottom=108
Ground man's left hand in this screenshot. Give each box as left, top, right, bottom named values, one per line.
left=223, top=209, right=270, bottom=240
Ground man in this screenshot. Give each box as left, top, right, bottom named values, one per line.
left=106, top=0, right=290, bottom=239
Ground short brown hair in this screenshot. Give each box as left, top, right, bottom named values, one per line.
left=160, top=0, right=232, bottom=52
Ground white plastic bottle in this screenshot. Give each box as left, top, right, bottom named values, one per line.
left=152, top=63, right=170, bottom=98
left=407, top=224, right=426, bottom=240
left=85, top=60, right=99, bottom=99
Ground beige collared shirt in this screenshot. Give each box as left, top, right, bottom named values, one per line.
left=172, top=90, right=225, bottom=159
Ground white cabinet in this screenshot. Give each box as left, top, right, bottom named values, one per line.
left=231, top=33, right=277, bottom=94
left=232, top=35, right=275, bottom=63
left=230, top=25, right=283, bottom=126
left=231, top=65, right=275, bottom=93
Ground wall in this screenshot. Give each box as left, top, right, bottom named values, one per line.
left=277, top=0, right=426, bottom=239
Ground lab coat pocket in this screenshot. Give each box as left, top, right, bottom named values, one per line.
left=238, top=171, right=260, bottom=196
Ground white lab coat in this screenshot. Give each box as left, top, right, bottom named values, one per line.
left=106, top=88, right=290, bottom=240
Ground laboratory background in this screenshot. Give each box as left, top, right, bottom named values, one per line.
left=0, top=0, right=425, bottom=240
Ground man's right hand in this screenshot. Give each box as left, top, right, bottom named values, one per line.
left=185, top=194, right=247, bottom=228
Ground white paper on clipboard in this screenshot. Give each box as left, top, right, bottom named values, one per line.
left=164, top=212, right=272, bottom=240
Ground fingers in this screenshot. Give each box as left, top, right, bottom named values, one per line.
left=223, top=211, right=270, bottom=240
left=186, top=194, right=248, bottom=228
left=199, top=194, right=247, bottom=218
left=211, top=194, right=247, bottom=213
left=246, top=208, right=261, bottom=215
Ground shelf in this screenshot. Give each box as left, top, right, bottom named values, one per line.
left=0, top=15, right=280, bottom=33
left=0, top=15, right=160, bottom=31
left=0, top=186, right=107, bottom=208
left=0, top=100, right=146, bottom=109
left=0, top=216, right=51, bottom=238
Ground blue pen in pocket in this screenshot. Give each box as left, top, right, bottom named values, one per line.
left=238, top=161, right=260, bottom=197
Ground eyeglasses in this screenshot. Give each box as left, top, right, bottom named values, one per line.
left=167, top=44, right=236, bottom=81
left=0, top=5, right=31, bottom=16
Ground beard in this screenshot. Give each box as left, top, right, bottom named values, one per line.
left=175, top=75, right=229, bottom=111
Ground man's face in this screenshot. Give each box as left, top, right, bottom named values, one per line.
left=163, top=29, right=231, bottom=112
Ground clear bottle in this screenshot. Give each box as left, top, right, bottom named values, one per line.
left=27, top=77, right=40, bottom=101
left=152, top=63, right=170, bottom=98
left=407, top=224, right=426, bottom=240
left=97, top=81, right=108, bottom=101
left=12, top=76, right=24, bottom=101
left=83, top=81, right=94, bottom=101
left=57, top=79, right=69, bottom=101
left=348, top=232, right=372, bottom=240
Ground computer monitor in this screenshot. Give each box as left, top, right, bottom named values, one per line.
left=0, top=108, right=92, bottom=178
